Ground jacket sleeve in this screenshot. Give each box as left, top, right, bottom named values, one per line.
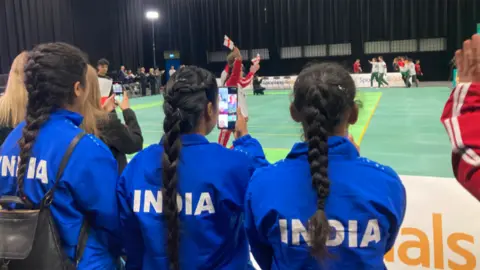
left=226, top=59, right=243, bottom=87
left=239, top=72, right=254, bottom=88
left=117, top=160, right=144, bottom=269
left=232, top=134, right=270, bottom=172
left=65, top=138, right=122, bottom=256
left=244, top=174, right=273, bottom=269
left=440, top=83, right=480, bottom=200
left=103, top=109, right=144, bottom=154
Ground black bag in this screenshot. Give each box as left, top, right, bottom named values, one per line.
left=0, top=132, right=88, bottom=270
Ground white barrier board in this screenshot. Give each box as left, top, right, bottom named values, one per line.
left=250, top=175, right=480, bottom=270
left=217, top=73, right=405, bottom=90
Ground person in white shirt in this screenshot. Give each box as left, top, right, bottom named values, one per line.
left=369, top=58, right=380, bottom=88
left=168, top=66, right=176, bottom=77
left=407, top=59, right=417, bottom=87
left=377, top=56, right=389, bottom=87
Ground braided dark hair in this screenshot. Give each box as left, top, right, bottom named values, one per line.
left=162, top=66, right=218, bottom=270
left=292, top=63, right=356, bottom=258
left=17, top=43, right=88, bottom=203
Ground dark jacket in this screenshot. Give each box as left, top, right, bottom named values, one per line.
left=100, top=108, right=143, bottom=173
left=0, top=125, right=13, bottom=146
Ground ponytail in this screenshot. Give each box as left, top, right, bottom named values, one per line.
left=161, top=66, right=218, bottom=270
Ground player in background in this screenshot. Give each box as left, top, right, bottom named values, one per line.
left=441, top=34, right=480, bottom=201
left=407, top=59, right=417, bottom=87
left=353, top=59, right=362, bottom=73
left=377, top=56, right=389, bottom=87
left=369, top=58, right=380, bottom=88
left=218, top=48, right=260, bottom=147
left=415, top=60, right=423, bottom=86
left=399, top=57, right=410, bottom=87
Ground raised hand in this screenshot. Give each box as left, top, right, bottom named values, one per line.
left=250, top=63, right=260, bottom=74
left=102, top=94, right=117, bottom=112
left=457, top=34, right=480, bottom=83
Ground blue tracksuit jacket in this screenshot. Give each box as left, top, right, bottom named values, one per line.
left=117, top=134, right=268, bottom=270
left=245, top=136, right=406, bottom=270
left=0, top=109, right=122, bottom=269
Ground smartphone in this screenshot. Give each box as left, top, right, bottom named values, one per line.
left=113, top=84, right=123, bottom=102
left=217, top=86, right=238, bottom=130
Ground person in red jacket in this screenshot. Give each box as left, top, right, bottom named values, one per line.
left=415, top=60, right=423, bottom=85
left=440, top=34, right=480, bottom=200
left=218, top=47, right=260, bottom=147
left=353, top=59, right=362, bottom=73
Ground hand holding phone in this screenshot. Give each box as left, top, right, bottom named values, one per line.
left=217, top=87, right=238, bottom=130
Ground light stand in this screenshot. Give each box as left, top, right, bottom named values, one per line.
left=146, top=11, right=159, bottom=68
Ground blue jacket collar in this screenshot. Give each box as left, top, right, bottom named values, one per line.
left=49, top=109, right=83, bottom=126
left=160, top=133, right=210, bottom=146
left=287, top=136, right=359, bottom=160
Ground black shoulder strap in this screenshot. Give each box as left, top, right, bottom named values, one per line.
left=39, top=132, right=89, bottom=264
left=40, top=132, right=86, bottom=208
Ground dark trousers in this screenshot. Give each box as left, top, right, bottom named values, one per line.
left=253, top=87, right=265, bottom=95
left=370, top=72, right=379, bottom=87
left=378, top=73, right=389, bottom=87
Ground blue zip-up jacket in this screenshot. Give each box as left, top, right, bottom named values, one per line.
left=245, top=136, right=406, bottom=270
left=117, top=134, right=268, bottom=270
left=0, top=109, right=121, bottom=270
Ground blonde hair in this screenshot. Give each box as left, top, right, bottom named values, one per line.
left=0, top=52, right=28, bottom=127
left=81, top=65, right=107, bottom=137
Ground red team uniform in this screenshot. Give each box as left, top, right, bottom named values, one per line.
left=353, top=62, right=361, bottom=73
left=415, top=63, right=422, bottom=76
left=441, top=83, right=480, bottom=200
left=218, top=60, right=255, bottom=147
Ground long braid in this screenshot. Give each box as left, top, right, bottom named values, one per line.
left=162, top=99, right=182, bottom=270
left=161, top=66, right=218, bottom=270
left=304, top=86, right=331, bottom=258
left=16, top=43, right=87, bottom=204
left=293, top=62, right=356, bottom=259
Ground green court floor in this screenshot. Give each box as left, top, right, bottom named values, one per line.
left=126, top=87, right=452, bottom=178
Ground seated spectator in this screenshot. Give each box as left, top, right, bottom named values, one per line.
left=0, top=52, right=27, bottom=145
left=118, top=65, right=128, bottom=84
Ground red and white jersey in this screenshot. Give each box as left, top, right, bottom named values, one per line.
left=441, top=82, right=480, bottom=200
left=222, top=64, right=255, bottom=117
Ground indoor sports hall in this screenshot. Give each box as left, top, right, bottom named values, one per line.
left=1, top=0, right=480, bottom=269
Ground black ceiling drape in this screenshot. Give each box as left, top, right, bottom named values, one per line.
left=1, top=0, right=479, bottom=75
left=0, top=0, right=143, bottom=74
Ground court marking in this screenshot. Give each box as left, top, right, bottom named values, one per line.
left=357, top=92, right=382, bottom=144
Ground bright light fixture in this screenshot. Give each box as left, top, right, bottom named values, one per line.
left=146, top=11, right=159, bottom=20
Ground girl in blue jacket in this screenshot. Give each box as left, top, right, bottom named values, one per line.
left=117, top=66, right=268, bottom=270
left=0, top=43, right=122, bottom=269
left=245, top=63, right=406, bottom=269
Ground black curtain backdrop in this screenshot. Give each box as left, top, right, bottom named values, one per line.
left=0, top=0, right=143, bottom=74
left=1, top=0, right=479, bottom=80
left=145, top=0, right=478, bottom=80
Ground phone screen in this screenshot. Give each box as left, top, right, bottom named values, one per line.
left=113, top=84, right=123, bottom=102
left=217, top=87, right=238, bottom=130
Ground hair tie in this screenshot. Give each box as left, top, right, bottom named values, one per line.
left=172, top=108, right=183, bottom=121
